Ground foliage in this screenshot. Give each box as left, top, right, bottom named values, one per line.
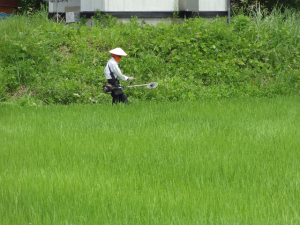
left=18, top=0, right=48, bottom=14
left=0, top=8, right=299, bottom=105
left=92, top=10, right=118, bottom=28
left=233, top=0, right=300, bottom=11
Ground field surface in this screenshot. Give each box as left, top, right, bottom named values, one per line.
left=1, top=97, right=300, bottom=224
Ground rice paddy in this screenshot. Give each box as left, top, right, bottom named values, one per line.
left=1, top=97, right=300, bottom=224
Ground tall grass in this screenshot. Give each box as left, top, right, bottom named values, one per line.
left=1, top=97, right=300, bottom=224
left=0, top=9, right=299, bottom=104
left=243, top=8, right=300, bottom=66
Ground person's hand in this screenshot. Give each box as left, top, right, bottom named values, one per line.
left=128, top=77, right=135, bottom=82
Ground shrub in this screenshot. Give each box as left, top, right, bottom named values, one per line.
left=0, top=8, right=299, bottom=104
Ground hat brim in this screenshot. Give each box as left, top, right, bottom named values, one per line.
left=109, top=48, right=128, bottom=56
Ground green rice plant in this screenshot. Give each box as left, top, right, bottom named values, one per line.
left=0, top=68, right=8, bottom=102
left=0, top=97, right=300, bottom=224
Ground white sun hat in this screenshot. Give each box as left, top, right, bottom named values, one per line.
left=109, top=47, right=128, bottom=56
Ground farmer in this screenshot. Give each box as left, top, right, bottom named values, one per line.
left=104, top=47, right=135, bottom=104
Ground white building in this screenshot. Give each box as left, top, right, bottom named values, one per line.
left=49, top=0, right=229, bottom=25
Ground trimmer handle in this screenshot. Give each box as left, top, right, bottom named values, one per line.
left=130, top=76, right=136, bottom=85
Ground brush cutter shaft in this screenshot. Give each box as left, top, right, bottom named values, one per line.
left=102, top=82, right=158, bottom=94
left=122, top=84, right=148, bottom=88
left=122, top=82, right=158, bottom=89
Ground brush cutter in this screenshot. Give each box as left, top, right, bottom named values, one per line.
left=103, top=82, right=158, bottom=94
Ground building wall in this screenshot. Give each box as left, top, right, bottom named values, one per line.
left=199, top=0, right=227, bottom=11
left=49, top=0, right=228, bottom=21
left=49, top=0, right=80, bottom=13
left=80, top=0, right=178, bottom=12
left=179, top=0, right=186, bottom=11
left=80, top=0, right=104, bottom=12
left=180, top=0, right=228, bottom=12
left=49, top=0, right=227, bottom=13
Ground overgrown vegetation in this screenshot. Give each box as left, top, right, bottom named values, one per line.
left=232, top=0, right=300, bottom=12
left=18, top=0, right=48, bottom=14
left=0, top=9, right=299, bottom=105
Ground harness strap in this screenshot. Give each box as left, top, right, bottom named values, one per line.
left=108, top=65, right=119, bottom=86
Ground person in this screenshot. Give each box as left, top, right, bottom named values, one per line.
left=104, top=47, right=135, bottom=104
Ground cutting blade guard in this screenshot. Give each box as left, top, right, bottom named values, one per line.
left=147, top=82, right=158, bottom=89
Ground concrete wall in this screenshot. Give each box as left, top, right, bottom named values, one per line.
left=80, top=0, right=104, bottom=12
left=180, top=0, right=228, bottom=12
left=49, top=0, right=227, bottom=13
left=199, top=0, right=227, bottom=11
left=49, top=0, right=81, bottom=13
left=179, top=0, right=186, bottom=11
left=80, top=0, right=178, bottom=12
left=186, top=0, right=198, bottom=12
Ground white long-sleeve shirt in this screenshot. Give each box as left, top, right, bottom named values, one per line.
left=104, top=58, right=128, bottom=81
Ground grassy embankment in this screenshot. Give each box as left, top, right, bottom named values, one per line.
left=1, top=97, right=300, bottom=224
left=0, top=9, right=299, bottom=104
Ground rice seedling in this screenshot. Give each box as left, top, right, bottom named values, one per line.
left=0, top=97, right=299, bottom=224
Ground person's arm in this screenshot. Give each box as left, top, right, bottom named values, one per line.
left=110, top=62, right=129, bottom=81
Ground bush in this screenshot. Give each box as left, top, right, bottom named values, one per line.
left=233, top=0, right=300, bottom=12
left=0, top=8, right=299, bottom=104
left=18, top=0, right=48, bottom=14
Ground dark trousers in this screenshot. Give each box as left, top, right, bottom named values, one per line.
left=107, top=79, right=128, bottom=104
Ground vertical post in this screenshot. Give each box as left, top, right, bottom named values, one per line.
left=227, top=0, right=231, bottom=24
left=56, top=0, right=58, bottom=23
left=255, top=1, right=261, bottom=14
